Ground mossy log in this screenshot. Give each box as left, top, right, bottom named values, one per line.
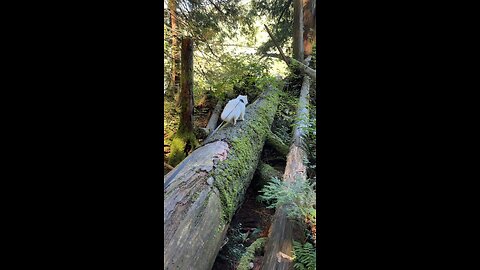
left=164, top=85, right=281, bottom=270
left=266, top=132, right=289, bottom=157
left=256, top=161, right=283, bottom=187
left=262, top=75, right=311, bottom=270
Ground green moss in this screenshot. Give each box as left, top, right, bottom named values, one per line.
left=168, top=131, right=199, bottom=167
left=169, top=137, right=187, bottom=166
left=237, top=237, right=267, bottom=270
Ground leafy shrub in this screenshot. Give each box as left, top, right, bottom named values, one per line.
left=168, top=137, right=186, bottom=167
left=258, top=176, right=316, bottom=221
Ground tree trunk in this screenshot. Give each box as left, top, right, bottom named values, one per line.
left=178, top=37, right=194, bottom=134
left=303, top=0, right=316, bottom=57
left=164, top=85, right=281, bottom=270
left=293, top=0, right=304, bottom=62
left=168, top=37, right=198, bottom=167
left=262, top=75, right=311, bottom=270
left=169, top=0, right=180, bottom=99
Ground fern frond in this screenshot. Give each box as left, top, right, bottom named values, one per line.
left=293, top=241, right=316, bottom=270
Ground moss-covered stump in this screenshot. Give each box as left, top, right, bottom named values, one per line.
left=164, top=85, right=281, bottom=270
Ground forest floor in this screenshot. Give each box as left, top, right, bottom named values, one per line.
left=212, top=175, right=275, bottom=270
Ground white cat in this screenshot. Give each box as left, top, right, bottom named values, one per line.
left=210, top=95, right=248, bottom=136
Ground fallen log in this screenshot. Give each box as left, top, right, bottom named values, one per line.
left=164, top=85, right=281, bottom=270
left=205, top=100, right=223, bottom=134
left=256, top=161, right=283, bottom=188
left=266, top=132, right=289, bottom=157
left=262, top=75, right=311, bottom=270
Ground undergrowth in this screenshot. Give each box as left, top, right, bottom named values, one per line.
left=216, top=223, right=248, bottom=269
left=236, top=237, right=266, bottom=270
left=293, top=241, right=316, bottom=270
left=258, top=176, right=316, bottom=222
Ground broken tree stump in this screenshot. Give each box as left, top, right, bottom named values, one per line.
left=205, top=100, right=223, bottom=134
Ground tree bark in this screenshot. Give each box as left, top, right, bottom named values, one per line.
left=164, top=85, right=281, bottom=270
left=205, top=100, right=223, bottom=134
left=168, top=37, right=198, bottom=167
left=293, top=0, right=304, bottom=62
left=178, top=37, right=194, bottom=134
left=303, top=0, right=316, bottom=57
left=262, top=75, right=311, bottom=270
left=169, top=0, right=180, bottom=99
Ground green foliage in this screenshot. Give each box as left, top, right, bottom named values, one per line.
left=249, top=0, right=293, bottom=55
left=293, top=241, right=316, bottom=270
left=271, top=91, right=297, bottom=141
left=237, top=237, right=266, bottom=270
left=168, top=131, right=199, bottom=167
left=170, top=0, right=251, bottom=39
left=168, top=137, right=186, bottom=167
left=195, top=53, right=279, bottom=103
left=258, top=176, right=316, bottom=221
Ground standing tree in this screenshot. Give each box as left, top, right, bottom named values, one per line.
left=293, top=0, right=304, bottom=61
left=303, top=0, right=316, bottom=58
left=168, top=0, right=180, bottom=101
left=178, top=37, right=194, bottom=135
left=169, top=37, right=199, bottom=167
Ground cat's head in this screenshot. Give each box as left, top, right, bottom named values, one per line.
left=238, top=95, right=248, bottom=105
